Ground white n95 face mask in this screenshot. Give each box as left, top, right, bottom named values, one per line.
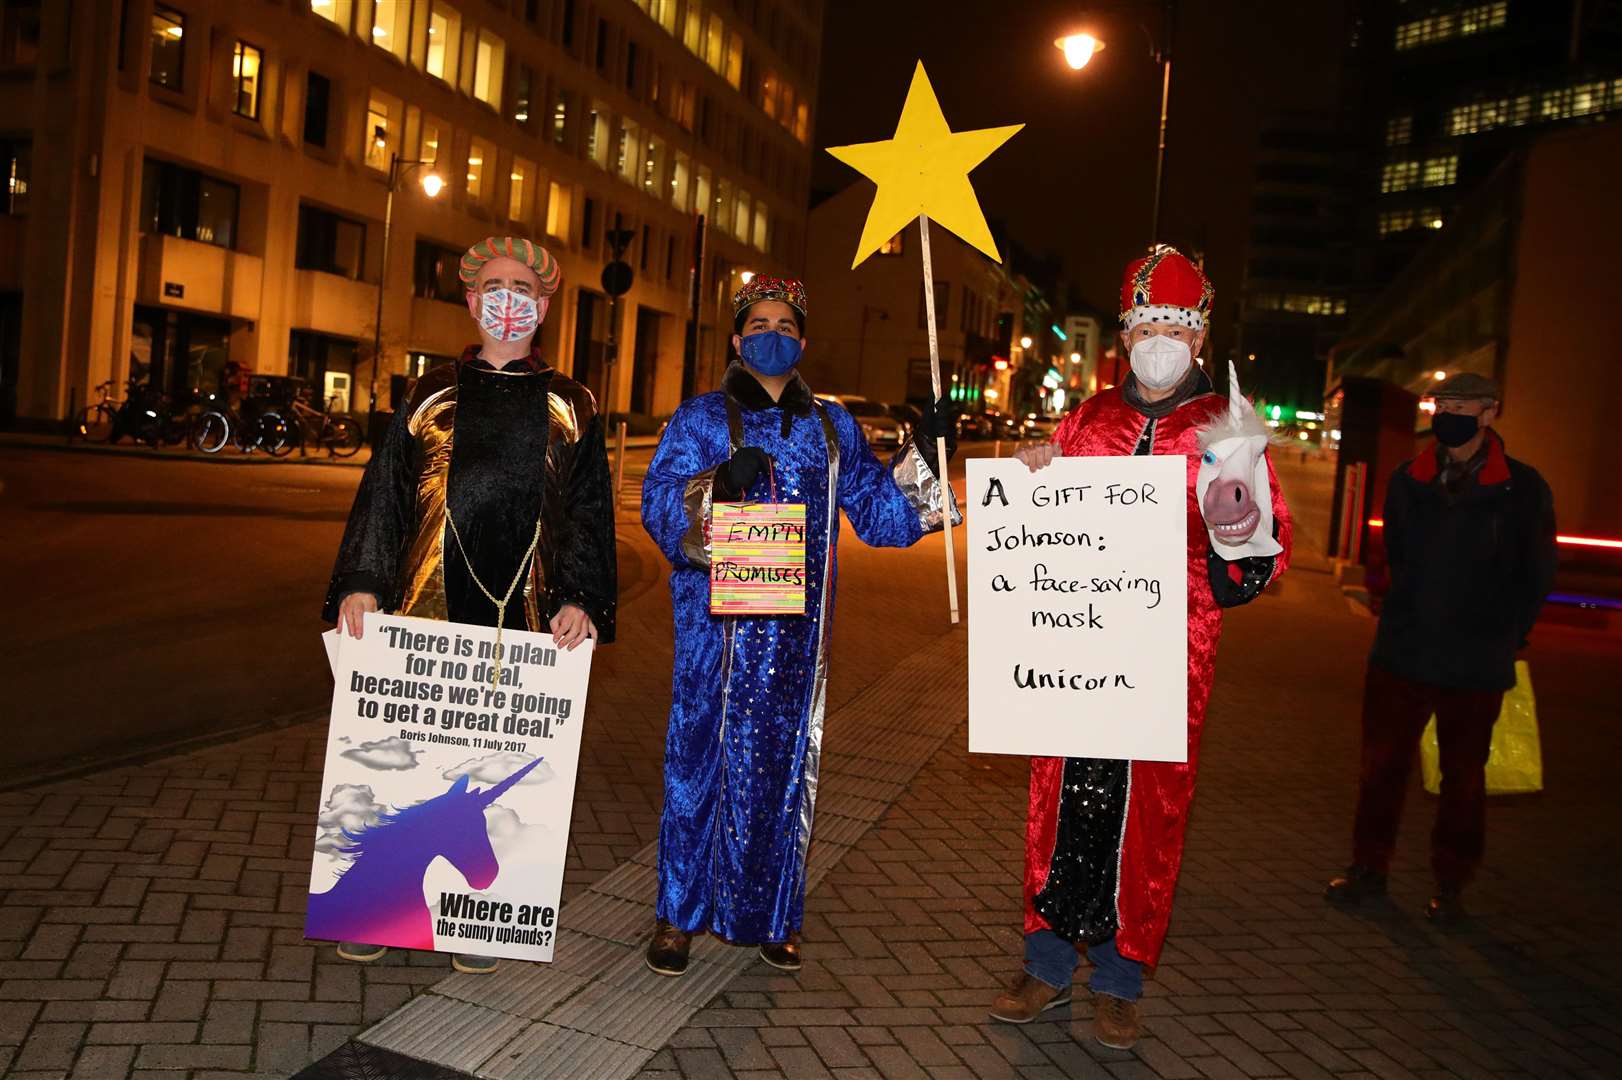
left=1129, top=334, right=1193, bottom=390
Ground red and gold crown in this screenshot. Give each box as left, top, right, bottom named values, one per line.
left=1119, top=245, right=1213, bottom=331
left=731, top=275, right=807, bottom=319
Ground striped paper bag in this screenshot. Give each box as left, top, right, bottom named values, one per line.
left=710, top=502, right=808, bottom=616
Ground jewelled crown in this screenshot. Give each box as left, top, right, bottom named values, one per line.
left=731, top=275, right=807, bottom=318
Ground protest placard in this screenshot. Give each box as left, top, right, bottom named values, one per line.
left=968, top=456, right=1189, bottom=762
left=305, top=613, right=591, bottom=962
left=710, top=502, right=807, bottom=616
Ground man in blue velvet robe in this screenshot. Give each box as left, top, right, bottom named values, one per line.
left=640, top=276, right=958, bottom=976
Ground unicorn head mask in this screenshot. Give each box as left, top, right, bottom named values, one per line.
left=1196, top=362, right=1282, bottom=561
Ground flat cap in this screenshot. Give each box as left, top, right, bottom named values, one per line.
left=1431, top=372, right=1500, bottom=401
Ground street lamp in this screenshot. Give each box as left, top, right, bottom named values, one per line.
left=368, top=149, right=443, bottom=429
left=1019, top=335, right=1033, bottom=350
left=1056, top=1, right=1178, bottom=244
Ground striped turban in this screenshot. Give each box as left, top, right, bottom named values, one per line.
left=458, top=236, right=562, bottom=296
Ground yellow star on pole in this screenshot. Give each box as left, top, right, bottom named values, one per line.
left=826, top=61, right=1023, bottom=269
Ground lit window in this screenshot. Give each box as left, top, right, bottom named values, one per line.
left=682, top=3, right=702, bottom=54
left=425, top=2, right=460, bottom=83
left=587, top=102, right=610, bottom=168
left=1385, top=115, right=1411, bottom=146
left=1394, top=2, right=1504, bottom=50
left=794, top=102, right=810, bottom=144
left=149, top=5, right=184, bottom=90
left=713, top=175, right=732, bottom=233
left=420, top=119, right=441, bottom=166
left=753, top=205, right=769, bottom=253
left=651, top=0, right=677, bottom=34
left=704, top=13, right=724, bottom=72
left=552, top=88, right=570, bottom=146
left=3, top=140, right=30, bottom=216
left=762, top=71, right=779, bottom=120
left=371, top=0, right=405, bottom=58
left=670, top=151, right=691, bottom=209
left=309, top=0, right=353, bottom=30
left=643, top=136, right=664, bottom=195
left=508, top=157, right=533, bottom=222
left=1380, top=160, right=1419, bottom=193
left=615, top=119, right=641, bottom=183
left=694, top=166, right=711, bottom=223
left=1422, top=154, right=1457, bottom=187
left=364, top=95, right=392, bottom=171
left=466, top=137, right=491, bottom=201
left=879, top=232, right=904, bottom=256
left=733, top=190, right=751, bottom=240
left=546, top=181, right=571, bottom=241
left=473, top=29, right=504, bottom=106
left=724, top=31, right=742, bottom=89
left=231, top=42, right=262, bottom=120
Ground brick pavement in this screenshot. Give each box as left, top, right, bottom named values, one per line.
left=628, top=533, right=1622, bottom=1079
left=0, top=503, right=960, bottom=1079
left=6, top=457, right=1621, bottom=1078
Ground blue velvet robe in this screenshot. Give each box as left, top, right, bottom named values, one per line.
left=641, top=366, right=954, bottom=942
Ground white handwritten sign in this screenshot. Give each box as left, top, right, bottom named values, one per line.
left=306, top=613, right=592, bottom=962
left=968, top=456, right=1188, bottom=762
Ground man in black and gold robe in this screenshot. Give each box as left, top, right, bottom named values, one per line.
left=321, top=235, right=616, bottom=973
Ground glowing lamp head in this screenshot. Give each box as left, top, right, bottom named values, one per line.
left=739, top=270, right=755, bottom=284
left=1019, top=335, right=1033, bottom=349
left=420, top=173, right=445, bottom=198
left=1056, top=33, right=1104, bottom=70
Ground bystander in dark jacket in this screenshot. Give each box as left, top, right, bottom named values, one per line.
left=1326, top=373, right=1556, bottom=923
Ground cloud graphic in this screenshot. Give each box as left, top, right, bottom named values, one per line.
left=314, top=784, right=386, bottom=857
left=341, top=736, right=423, bottom=771
left=484, top=805, right=550, bottom=860
left=442, top=752, right=554, bottom=787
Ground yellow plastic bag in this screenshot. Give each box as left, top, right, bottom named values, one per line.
left=1421, top=661, right=1542, bottom=795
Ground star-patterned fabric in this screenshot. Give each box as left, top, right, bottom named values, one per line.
left=641, top=367, right=929, bottom=942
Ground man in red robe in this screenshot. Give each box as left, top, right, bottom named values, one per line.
left=988, top=247, right=1292, bottom=1048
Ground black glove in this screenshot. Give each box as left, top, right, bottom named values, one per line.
left=914, top=395, right=959, bottom=474
left=716, top=447, right=772, bottom=500
left=1207, top=549, right=1276, bottom=608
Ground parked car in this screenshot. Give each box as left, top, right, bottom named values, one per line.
left=956, top=411, right=993, bottom=440
left=1020, top=413, right=1060, bottom=440
left=818, top=394, right=906, bottom=450
left=981, top=408, right=1024, bottom=440
left=885, top=402, right=923, bottom=441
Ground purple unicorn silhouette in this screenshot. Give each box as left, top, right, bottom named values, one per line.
left=307, top=758, right=541, bottom=950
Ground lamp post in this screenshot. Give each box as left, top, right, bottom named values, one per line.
left=1057, top=0, right=1177, bottom=244
left=368, top=148, right=443, bottom=429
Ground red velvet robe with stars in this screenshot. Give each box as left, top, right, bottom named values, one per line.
left=1022, top=385, right=1292, bottom=966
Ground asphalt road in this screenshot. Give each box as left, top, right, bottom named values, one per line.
left=0, top=439, right=1339, bottom=785
left=0, top=446, right=664, bottom=784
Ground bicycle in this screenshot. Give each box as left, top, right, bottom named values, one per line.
left=290, top=393, right=365, bottom=458
left=71, top=380, right=119, bottom=442
left=191, top=399, right=295, bottom=456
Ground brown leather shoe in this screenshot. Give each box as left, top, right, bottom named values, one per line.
left=1092, top=992, right=1141, bottom=1049
left=645, top=920, right=691, bottom=977
left=1325, top=865, right=1388, bottom=905
left=759, top=936, right=802, bottom=972
left=988, top=972, right=1072, bottom=1024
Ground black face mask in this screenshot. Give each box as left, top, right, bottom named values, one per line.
left=1431, top=411, right=1480, bottom=448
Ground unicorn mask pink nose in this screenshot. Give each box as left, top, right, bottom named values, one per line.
left=1202, top=474, right=1261, bottom=544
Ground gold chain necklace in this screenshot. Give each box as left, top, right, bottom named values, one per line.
left=444, top=497, right=544, bottom=689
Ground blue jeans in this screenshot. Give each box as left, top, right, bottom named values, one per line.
left=1024, top=930, right=1143, bottom=1001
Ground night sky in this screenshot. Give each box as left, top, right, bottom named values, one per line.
left=813, top=0, right=1351, bottom=360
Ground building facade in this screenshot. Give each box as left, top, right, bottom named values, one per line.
left=1234, top=115, right=1356, bottom=417
left=801, top=182, right=1035, bottom=412
left=1331, top=120, right=1622, bottom=539
left=0, top=0, right=821, bottom=427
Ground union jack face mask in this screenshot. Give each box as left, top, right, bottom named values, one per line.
left=477, top=288, right=541, bottom=343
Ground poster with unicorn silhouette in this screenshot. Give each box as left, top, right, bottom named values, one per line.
left=306, top=612, right=592, bottom=963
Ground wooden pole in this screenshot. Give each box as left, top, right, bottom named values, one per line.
left=918, top=215, right=961, bottom=625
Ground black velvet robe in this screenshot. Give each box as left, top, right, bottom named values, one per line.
left=323, top=349, right=616, bottom=642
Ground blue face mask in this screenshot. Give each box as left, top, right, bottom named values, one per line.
left=738, top=330, right=804, bottom=376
